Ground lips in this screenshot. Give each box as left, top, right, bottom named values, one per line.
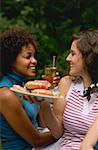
left=26, top=66, right=36, bottom=73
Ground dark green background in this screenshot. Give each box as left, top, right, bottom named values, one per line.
left=0, top=0, right=98, bottom=79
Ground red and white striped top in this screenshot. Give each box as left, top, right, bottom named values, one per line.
left=60, top=82, right=98, bottom=150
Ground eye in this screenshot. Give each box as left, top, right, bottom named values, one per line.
left=70, top=50, right=75, bottom=56
left=71, top=52, right=74, bottom=56
left=24, top=53, right=32, bottom=59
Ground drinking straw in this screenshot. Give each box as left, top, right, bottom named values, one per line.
left=52, top=55, right=56, bottom=67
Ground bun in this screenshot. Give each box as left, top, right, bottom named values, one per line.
left=25, top=80, right=51, bottom=90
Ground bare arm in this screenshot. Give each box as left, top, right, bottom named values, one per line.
left=0, top=88, right=56, bottom=147
left=39, top=76, right=72, bottom=139
left=80, top=115, right=98, bottom=150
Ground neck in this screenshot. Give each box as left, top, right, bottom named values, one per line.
left=82, top=74, right=92, bottom=89
left=7, top=71, right=27, bottom=85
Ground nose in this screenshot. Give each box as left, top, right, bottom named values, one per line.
left=66, top=53, right=71, bottom=62
left=30, top=57, right=37, bottom=65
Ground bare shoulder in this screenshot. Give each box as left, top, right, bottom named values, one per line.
left=58, top=75, right=72, bottom=97
left=58, top=75, right=72, bottom=89
left=0, top=87, right=14, bottom=99
left=0, top=88, right=12, bottom=112
left=0, top=87, right=16, bottom=105
left=0, top=87, right=21, bottom=113
left=59, top=75, right=72, bottom=85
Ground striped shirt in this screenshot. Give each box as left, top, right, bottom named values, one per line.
left=60, top=82, right=98, bottom=150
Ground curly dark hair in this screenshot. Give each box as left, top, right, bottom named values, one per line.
left=0, top=27, right=38, bottom=75
left=72, top=30, right=98, bottom=83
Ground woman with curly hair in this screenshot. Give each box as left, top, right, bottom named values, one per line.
left=0, top=27, right=57, bottom=150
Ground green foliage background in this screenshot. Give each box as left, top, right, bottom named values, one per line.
left=0, top=0, right=98, bottom=79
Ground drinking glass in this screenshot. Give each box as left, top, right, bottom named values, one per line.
left=44, top=66, right=56, bottom=89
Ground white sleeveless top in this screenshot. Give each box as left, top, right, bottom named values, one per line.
left=60, top=81, right=98, bottom=150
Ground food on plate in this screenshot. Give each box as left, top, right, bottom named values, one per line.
left=12, top=85, right=27, bottom=92
left=30, top=88, right=61, bottom=97
left=11, top=81, right=62, bottom=98
left=25, top=80, right=51, bottom=90
left=52, top=89, right=61, bottom=96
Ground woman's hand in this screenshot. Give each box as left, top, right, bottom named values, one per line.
left=42, top=71, right=60, bottom=88
left=53, top=72, right=60, bottom=87
left=32, top=96, right=53, bottom=107
left=19, top=94, right=34, bottom=103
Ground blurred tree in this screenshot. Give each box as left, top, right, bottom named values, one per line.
left=0, top=0, right=98, bottom=78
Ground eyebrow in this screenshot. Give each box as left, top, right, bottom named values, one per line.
left=23, top=51, right=34, bottom=55
left=26, top=52, right=32, bottom=54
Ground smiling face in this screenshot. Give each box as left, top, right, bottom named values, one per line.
left=66, top=40, right=86, bottom=77
left=12, top=43, right=37, bottom=78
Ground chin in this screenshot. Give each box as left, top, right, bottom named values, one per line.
left=27, top=73, right=36, bottom=77
left=69, top=71, right=74, bottom=76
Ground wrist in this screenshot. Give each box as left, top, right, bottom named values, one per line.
left=40, top=100, right=51, bottom=110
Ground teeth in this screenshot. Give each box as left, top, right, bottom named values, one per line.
left=30, top=67, right=36, bottom=69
